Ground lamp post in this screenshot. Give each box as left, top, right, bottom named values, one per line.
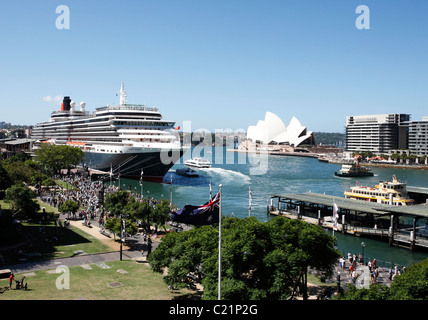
left=336, top=270, right=341, bottom=294
left=361, top=242, right=366, bottom=265
left=120, top=214, right=123, bottom=261
left=140, top=169, right=143, bottom=200
left=120, top=214, right=127, bottom=261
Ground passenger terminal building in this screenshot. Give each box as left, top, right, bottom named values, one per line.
left=345, top=113, right=428, bottom=156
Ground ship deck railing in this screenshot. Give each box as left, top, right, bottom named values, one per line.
left=96, top=104, right=159, bottom=112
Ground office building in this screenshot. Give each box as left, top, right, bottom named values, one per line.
left=405, top=116, right=428, bottom=155
left=345, top=114, right=410, bottom=153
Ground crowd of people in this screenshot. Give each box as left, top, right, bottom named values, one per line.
left=338, top=251, right=407, bottom=286
left=38, top=171, right=166, bottom=234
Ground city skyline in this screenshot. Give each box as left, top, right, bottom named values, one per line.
left=0, top=0, right=427, bottom=133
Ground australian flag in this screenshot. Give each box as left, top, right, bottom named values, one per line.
left=170, top=192, right=220, bottom=226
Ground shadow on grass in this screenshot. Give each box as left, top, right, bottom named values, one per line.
left=1, top=223, right=91, bottom=265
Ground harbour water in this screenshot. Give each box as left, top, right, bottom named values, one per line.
left=112, top=146, right=428, bottom=268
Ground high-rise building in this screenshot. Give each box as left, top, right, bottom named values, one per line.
left=404, top=116, right=428, bottom=155
left=345, top=114, right=410, bottom=153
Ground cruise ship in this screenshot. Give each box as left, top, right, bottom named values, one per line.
left=31, top=83, right=188, bottom=182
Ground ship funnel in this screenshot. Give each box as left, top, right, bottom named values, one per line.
left=63, top=96, right=71, bottom=111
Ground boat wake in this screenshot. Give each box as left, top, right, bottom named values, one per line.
left=198, top=167, right=251, bottom=185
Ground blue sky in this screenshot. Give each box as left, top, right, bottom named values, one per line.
left=0, top=0, right=427, bottom=133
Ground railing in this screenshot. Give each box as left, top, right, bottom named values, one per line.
left=96, top=105, right=159, bottom=112
left=346, top=226, right=389, bottom=237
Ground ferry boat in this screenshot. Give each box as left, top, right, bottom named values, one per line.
left=344, top=175, right=414, bottom=206
left=184, top=158, right=211, bottom=168
left=31, top=83, right=188, bottom=182
left=335, top=162, right=374, bottom=177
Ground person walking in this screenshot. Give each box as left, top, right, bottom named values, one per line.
left=388, top=267, right=393, bottom=281
left=8, top=273, right=14, bottom=290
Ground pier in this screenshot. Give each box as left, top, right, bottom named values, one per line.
left=269, top=193, right=428, bottom=251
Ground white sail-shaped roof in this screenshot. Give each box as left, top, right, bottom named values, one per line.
left=247, top=112, right=314, bottom=147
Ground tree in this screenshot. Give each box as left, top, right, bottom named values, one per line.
left=42, top=178, right=57, bottom=188
left=34, top=144, right=84, bottom=176
left=389, top=258, right=428, bottom=300
left=59, top=200, right=80, bottom=219
left=335, top=283, right=391, bottom=300
left=2, top=161, right=33, bottom=184
left=104, top=190, right=130, bottom=217
left=152, top=199, right=173, bottom=231
left=124, top=197, right=153, bottom=233
left=105, top=216, right=137, bottom=240
left=5, top=184, right=40, bottom=219
left=105, top=217, right=121, bottom=240
left=0, top=161, right=12, bottom=190
left=148, top=216, right=340, bottom=299
left=148, top=224, right=218, bottom=289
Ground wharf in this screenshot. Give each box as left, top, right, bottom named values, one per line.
left=269, top=193, right=428, bottom=251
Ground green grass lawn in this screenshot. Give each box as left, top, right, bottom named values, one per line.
left=0, top=260, right=198, bottom=300
left=54, top=179, right=78, bottom=191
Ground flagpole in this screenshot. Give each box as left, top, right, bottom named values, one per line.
left=218, top=184, right=222, bottom=300
left=110, top=163, right=112, bottom=186
left=333, top=203, right=338, bottom=237
left=140, top=169, right=144, bottom=200
left=249, top=186, right=251, bottom=217
left=170, top=173, right=173, bottom=206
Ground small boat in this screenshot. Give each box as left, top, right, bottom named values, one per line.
left=184, top=158, right=211, bottom=169
left=335, top=163, right=374, bottom=177
left=175, top=168, right=199, bottom=177
left=344, top=175, right=414, bottom=206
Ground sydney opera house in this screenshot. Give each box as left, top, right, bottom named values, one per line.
left=239, top=112, right=315, bottom=152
